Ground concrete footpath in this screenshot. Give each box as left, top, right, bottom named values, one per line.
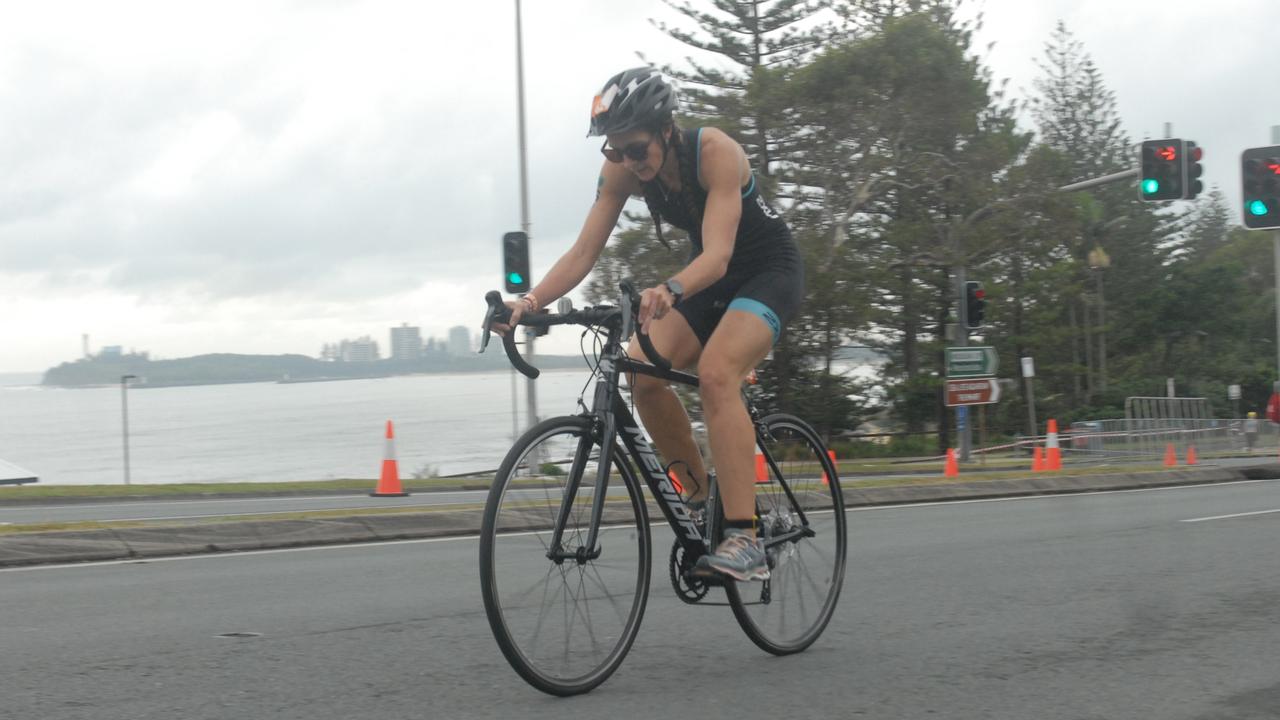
left=2, top=463, right=1277, bottom=568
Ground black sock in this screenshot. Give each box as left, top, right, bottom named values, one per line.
left=724, top=518, right=754, bottom=531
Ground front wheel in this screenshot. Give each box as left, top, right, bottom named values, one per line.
left=479, top=415, right=651, bottom=696
left=726, top=413, right=847, bottom=654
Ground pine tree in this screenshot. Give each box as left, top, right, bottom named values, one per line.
left=1026, top=21, right=1174, bottom=408
left=648, top=0, right=833, bottom=176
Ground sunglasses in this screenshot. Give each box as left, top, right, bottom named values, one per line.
left=601, top=137, right=654, bottom=163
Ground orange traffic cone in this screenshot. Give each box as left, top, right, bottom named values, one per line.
left=1032, top=445, right=1045, bottom=472
left=820, top=450, right=837, bottom=486
left=1045, top=419, right=1062, bottom=470
left=944, top=448, right=959, bottom=478
left=1163, top=443, right=1177, bottom=468
left=371, top=420, right=409, bottom=497
left=1185, top=445, right=1198, bottom=465
left=755, top=453, right=769, bottom=483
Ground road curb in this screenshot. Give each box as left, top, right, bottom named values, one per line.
left=2, top=465, right=1277, bottom=568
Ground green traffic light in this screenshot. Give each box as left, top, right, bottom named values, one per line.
left=1141, top=179, right=1160, bottom=195
left=508, top=272, right=524, bottom=284
left=1249, top=200, right=1270, bottom=217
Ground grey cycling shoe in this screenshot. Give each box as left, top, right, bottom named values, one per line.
left=694, top=528, right=770, bottom=581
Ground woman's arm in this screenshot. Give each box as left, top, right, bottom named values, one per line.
left=498, top=161, right=636, bottom=331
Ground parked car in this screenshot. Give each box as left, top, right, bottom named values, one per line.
left=1070, top=420, right=1104, bottom=452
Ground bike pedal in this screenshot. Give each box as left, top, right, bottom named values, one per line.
left=687, top=568, right=726, bottom=586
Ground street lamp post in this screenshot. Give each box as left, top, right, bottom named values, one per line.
left=121, top=374, right=137, bottom=485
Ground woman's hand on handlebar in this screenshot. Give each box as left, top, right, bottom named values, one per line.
left=637, top=284, right=675, bottom=335
left=492, top=298, right=529, bottom=337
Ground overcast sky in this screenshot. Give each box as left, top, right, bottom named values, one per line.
left=1, top=0, right=1275, bottom=372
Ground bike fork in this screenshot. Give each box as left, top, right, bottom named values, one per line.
left=546, top=415, right=617, bottom=564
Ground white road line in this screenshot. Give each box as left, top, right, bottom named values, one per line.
left=1181, top=508, right=1280, bottom=523
left=0, top=492, right=486, bottom=513
left=0, top=534, right=483, bottom=573
left=847, top=478, right=1275, bottom=513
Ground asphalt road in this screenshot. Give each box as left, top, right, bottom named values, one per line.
left=4, top=479, right=1280, bottom=719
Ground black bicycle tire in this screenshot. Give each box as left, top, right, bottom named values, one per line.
left=479, top=415, right=652, bottom=696
left=725, top=412, right=847, bottom=655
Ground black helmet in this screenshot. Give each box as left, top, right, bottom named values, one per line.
left=587, top=67, right=677, bottom=137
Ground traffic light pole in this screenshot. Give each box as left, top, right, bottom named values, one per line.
left=953, top=242, right=973, bottom=462
left=1274, top=127, right=1280, bottom=392
left=1274, top=231, right=1280, bottom=390
left=514, top=0, right=538, bottom=433
left=1056, top=168, right=1137, bottom=194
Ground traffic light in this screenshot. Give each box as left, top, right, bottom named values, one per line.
left=1184, top=141, right=1204, bottom=199
left=965, top=280, right=986, bottom=330
left=502, top=231, right=531, bottom=293
left=1241, top=145, right=1280, bottom=230
left=1140, top=138, right=1185, bottom=201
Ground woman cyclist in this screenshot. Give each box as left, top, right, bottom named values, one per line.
left=498, top=67, right=804, bottom=581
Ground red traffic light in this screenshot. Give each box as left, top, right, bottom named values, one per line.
left=1190, top=146, right=1203, bottom=162
left=1156, top=145, right=1178, bottom=161
left=1268, top=161, right=1280, bottom=176
left=974, top=289, right=986, bottom=300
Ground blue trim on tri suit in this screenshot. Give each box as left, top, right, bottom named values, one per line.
left=727, top=297, right=782, bottom=344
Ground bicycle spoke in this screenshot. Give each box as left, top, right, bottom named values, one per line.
left=480, top=417, right=650, bottom=695
left=526, top=563, right=560, bottom=657
left=727, top=414, right=846, bottom=655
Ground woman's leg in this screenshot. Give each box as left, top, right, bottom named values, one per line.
left=697, top=309, right=774, bottom=526
left=625, top=310, right=709, bottom=499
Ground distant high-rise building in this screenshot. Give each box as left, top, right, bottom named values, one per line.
left=390, top=324, right=423, bottom=361
left=340, top=336, right=380, bottom=362
left=448, top=326, right=472, bottom=357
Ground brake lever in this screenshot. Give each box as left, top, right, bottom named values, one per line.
left=479, top=290, right=510, bottom=353
left=618, top=279, right=639, bottom=340
left=617, top=279, right=671, bottom=371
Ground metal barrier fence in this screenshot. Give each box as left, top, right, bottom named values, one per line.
left=1046, top=418, right=1280, bottom=460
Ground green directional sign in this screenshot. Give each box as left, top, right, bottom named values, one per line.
left=945, top=346, right=998, bottom=378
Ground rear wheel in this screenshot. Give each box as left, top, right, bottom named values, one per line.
left=479, top=416, right=651, bottom=695
left=726, top=413, right=847, bottom=654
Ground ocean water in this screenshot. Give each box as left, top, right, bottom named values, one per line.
left=0, top=370, right=597, bottom=485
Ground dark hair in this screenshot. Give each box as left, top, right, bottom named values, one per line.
left=639, top=122, right=704, bottom=250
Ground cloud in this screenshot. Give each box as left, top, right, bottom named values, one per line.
left=0, top=0, right=680, bottom=369
left=15, top=0, right=1272, bottom=372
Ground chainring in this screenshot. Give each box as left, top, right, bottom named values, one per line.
left=668, top=539, right=710, bottom=604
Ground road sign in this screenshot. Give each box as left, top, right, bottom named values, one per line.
left=945, top=378, right=1002, bottom=406
left=945, top=347, right=998, bottom=378
left=1021, top=356, right=1035, bottom=378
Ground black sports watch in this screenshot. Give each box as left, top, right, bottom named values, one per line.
left=663, top=278, right=684, bottom=307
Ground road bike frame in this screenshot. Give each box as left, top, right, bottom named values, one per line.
left=502, top=291, right=814, bottom=573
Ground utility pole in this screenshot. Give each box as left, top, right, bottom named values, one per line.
left=121, top=374, right=137, bottom=485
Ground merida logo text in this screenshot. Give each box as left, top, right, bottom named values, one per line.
left=622, top=425, right=700, bottom=540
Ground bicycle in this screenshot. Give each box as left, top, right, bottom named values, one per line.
left=477, top=281, right=847, bottom=696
